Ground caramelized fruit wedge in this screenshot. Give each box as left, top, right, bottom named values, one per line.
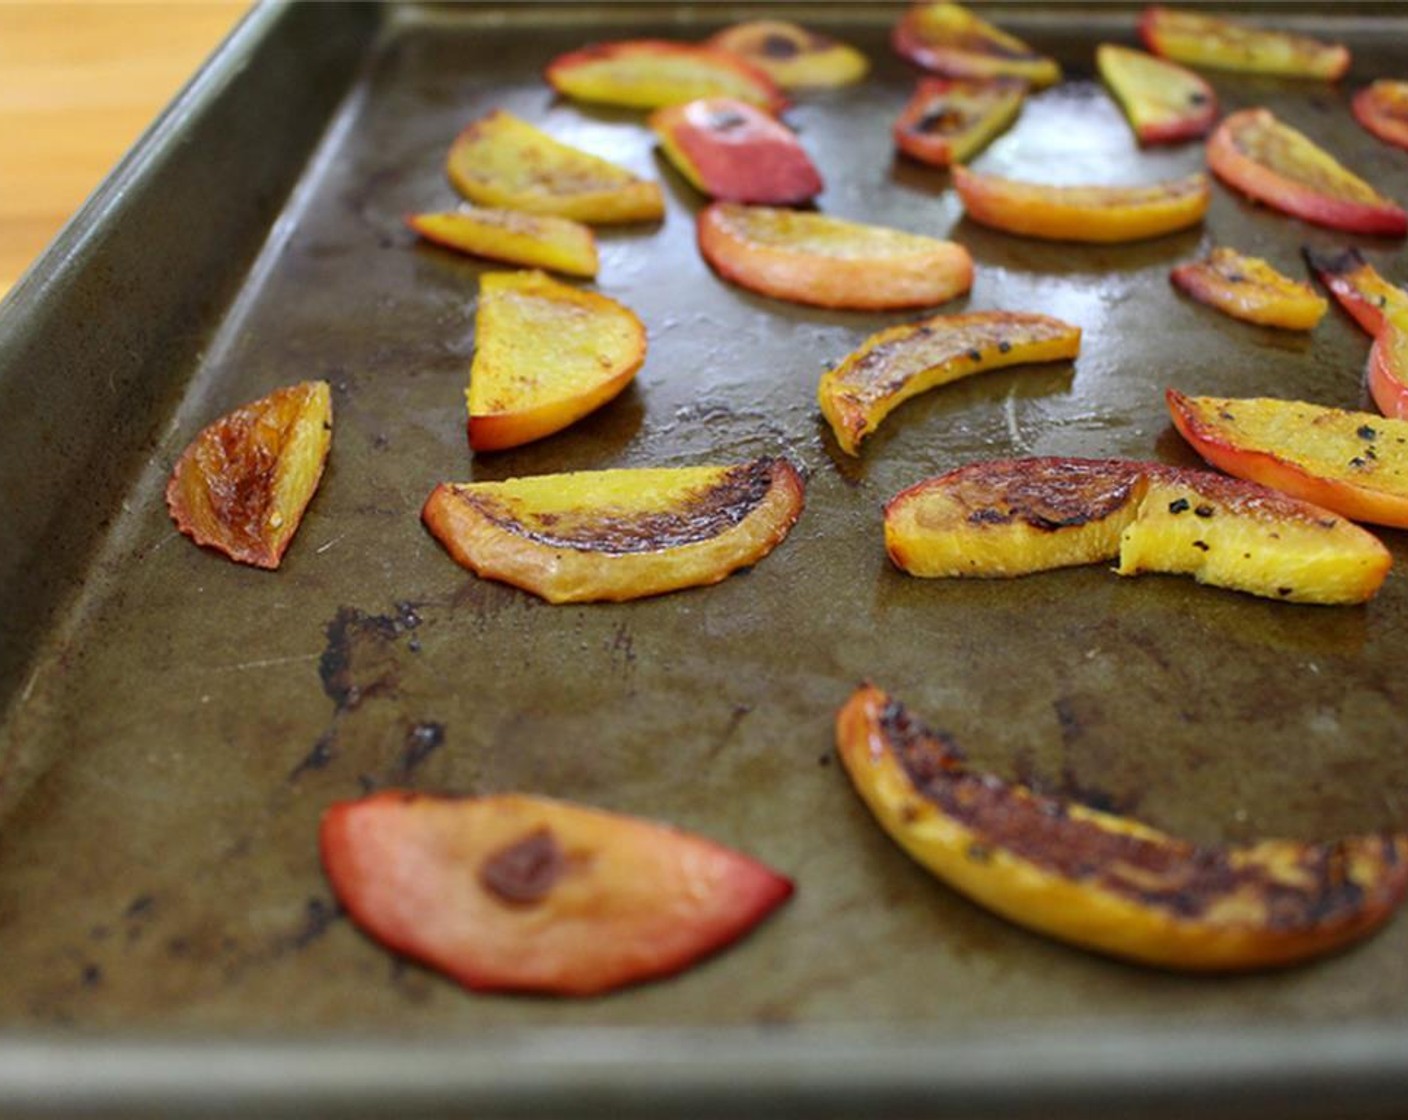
left=1138, top=6, right=1350, bottom=81
left=545, top=40, right=785, bottom=112
left=422, top=457, right=805, bottom=603
left=1303, top=246, right=1408, bottom=338
left=705, top=19, right=868, bottom=89
left=1354, top=81, right=1408, bottom=153
left=166, top=381, right=332, bottom=570
left=836, top=684, right=1408, bottom=971
left=892, top=2, right=1060, bottom=89
left=1095, top=43, right=1216, bottom=146
left=1206, top=109, right=1407, bottom=238
left=892, top=77, right=1026, bottom=168
left=467, top=271, right=645, bottom=453
left=322, top=791, right=793, bottom=997
left=1170, top=246, right=1327, bottom=330
left=952, top=165, right=1209, bottom=243
left=408, top=208, right=599, bottom=278
left=1167, top=390, right=1408, bottom=529
left=819, top=310, right=1081, bottom=455
left=1368, top=307, right=1408, bottom=420
left=649, top=97, right=822, bottom=205
left=884, top=456, right=1390, bottom=604
left=697, top=202, right=972, bottom=311
left=447, top=110, right=664, bottom=225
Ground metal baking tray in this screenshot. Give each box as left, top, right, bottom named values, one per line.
left=5, top=2, right=1408, bottom=1115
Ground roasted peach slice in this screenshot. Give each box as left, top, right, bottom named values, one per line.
left=1304, top=246, right=1408, bottom=339
left=697, top=202, right=972, bottom=311
left=952, top=165, right=1209, bottom=243
left=466, top=271, right=645, bottom=453
left=705, top=19, right=868, bottom=89
left=166, top=381, right=332, bottom=570
left=1207, top=109, right=1407, bottom=238
left=892, top=77, right=1026, bottom=168
left=1354, top=81, right=1408, bottom=153
left=819, top=311, right=1081, bottom=455
left=322, top=791, right=793, bottom=997
left=422, top=457, right=804, bottom=603
left=1138, top=6, right=1350, bottom=81
left=892, top=2, right=1060, bottom=89
left=1095, top=43, right=1216, bottom=146
left=408, top=208, right=599, bottom=278
left=447, top=110, right=664, bottom=225
left=649, top=97, right=822, bottom=205
left=1170, top=247, right=1327, bottom=331
left=836, top=684, right=1408, bottom=971
left=1368, top=307, right=1408, bottom=421
left=545, top=40, right=785, bottom=113
left=884, top=457, right=1390, bottom=605
left=1166, top=390, right=1408, bottom=529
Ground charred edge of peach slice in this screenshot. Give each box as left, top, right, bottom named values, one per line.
left=1303, top=245, right=1407, bottom=337
left=838, top=685, right=1408, bottom=971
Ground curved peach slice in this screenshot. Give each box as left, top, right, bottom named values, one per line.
left=1354, top=81, right=1408, bottom=153
left=892, top=2, right=1060, bottom=89
left=166, top=381, right=332, bottom=570
left=892, top=77, right=1026, bottom=168
left=952, top=165, right=1209, bottom=243
left=1206, top=109, right=1407, bottom=238
left=1138, top=6, right=1350, bottom=81
left=321, top=791, right=793, bottom=996
left=467, top=271, right=645, bottom=453
left=1368, top=307, right=1408, bottom=421
left=705, top=19, right=869, bottom=89
left=545, top=40, right=785, bottom=113
left=408, top=208, right=598, bottom=278
left=447, top=110, right=663, bottom=225
left=649, top=97, right=822, bottom=205
left=836, top=684, right=1408, bottom=971
left=819, top=310, right=1081, bottom=455
left=697, top=202, right=972, bottom=311
left=1166, top=390, right=1408, bottom=529
left=1095, top=43, right=1216, bottom=146
left=1303, top=246, right=1408, bottom=338
left=421, top=457, right=805, bottom=603
left=1170, top=247, right=1326, bottom=331
left=884, top=456, right=1390, bottom=604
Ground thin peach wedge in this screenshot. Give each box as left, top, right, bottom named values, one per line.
left=1139, top=6, right=1350, bottom=81
left=1354, top=81, right=1408, bottom=153
left=1368, top=306, right=1408, bottom=421
left=836, top=684, right=1408, bottom=971
left=697, top=202, right=973, bottom=311
left=422, top=457, right=805, bottom=603
left=892, top=77, right=1026, bottom=168
left=1303, top=246, right=1408, bottom=338
left=884, top=456, right=1390, bottom=605
left=893, top=2, right=1060, bottom=89
left=1207, top=109, right=1407, bottom=238
left=447, top=110, right=664, bottom=225
left=408, top=208, right=599, bottom=278
left=819, top=310, right=1081, bottom=456
left=1170, top=247, right=1326, bottom=331
left=1096, top=43, right=1216, bottom=146
left=466, top=270, right=645, bottom=453
left=321, top=791, right=794, bottom=997
left=649, top=97, right=822, bottom=205
left=952, top=165, right=1209, bottom=243
left=166, top=381, right=332, bottom=570
left=545, top=39, right=785, bottom=113
left=705, top=19, right=869, bottom=90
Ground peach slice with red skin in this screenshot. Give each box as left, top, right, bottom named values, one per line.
left=1206, top=109, right=1407, bottom=238
left=1138, top=6, right=1350, bottom=81
left=892, top=77, right=1026, bottom=168
left=1303, top=246, right=1408, bottom=338
left=1095, top=43, right=1216, bottom=146
left=705, top=20, right=868, bottom=89
left=836, top=684, right=1408, bottom=971
left=166, top=381, right=332, bottom=570
left=1170, top=247, right=1327, bottom=331
left=819, top=310, right=1081, bottom=456
left=407, top=208, right=598, bottom=278
left=649, top=98, right=822, bottom=205
left=697, top=202, right=973, bottom=311
left=952, top=165, right=1210, bottom=243
left=1368, top=307, right=1408, bottom=421
left=892, top=2, right=1060, bottom=89
left=884, top=456, right=1391, bottom=605
left=1354, top=81, right=1408, bottom=153
left=1166, top=390, right=1408, bottom=529
left=321, top=791, right=793, bottom=997
left=422, top=457, right=804, bottom=603
left=545, top=40, right=785, bottom=113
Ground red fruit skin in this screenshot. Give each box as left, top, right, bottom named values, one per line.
left=655, top=99, right=822, bottom=204
left=1303, top=246, right=1408, bottom=338
left=1368, top=319, right=1408, bottom=420
left=1354, top=83, right=1408, bottom=152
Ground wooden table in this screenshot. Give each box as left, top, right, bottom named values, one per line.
left=0, top=2, right=252, bottom=298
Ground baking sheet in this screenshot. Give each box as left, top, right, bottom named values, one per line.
left=4, top=2, right=1408, bottom=1115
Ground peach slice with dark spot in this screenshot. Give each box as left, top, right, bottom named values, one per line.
left=321, top=791, right=794, bottom=996
left=892, top=77, right=1026, bottom=168
left=1170, top=246, right=1326, bottom=331
left=408, top=208, right=599, bottom=278
left=1303, top=246, right=1408, bottom=338
left=836, top=684, right=1408, bottom=971
left=705, top=19, right=868, bottom=90
left=1354, top=81, right=1408, bottom=153
left=1096, top=43, right=1216, bottom=146
left=1138, top=6, right=1350, bottom=80
left=545, top=39, right=785, bottom=113
left=892, top=2, right=1060, bottom=89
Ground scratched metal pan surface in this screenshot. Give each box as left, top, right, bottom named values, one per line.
left=4, top=1, right=1408, bottom=1116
